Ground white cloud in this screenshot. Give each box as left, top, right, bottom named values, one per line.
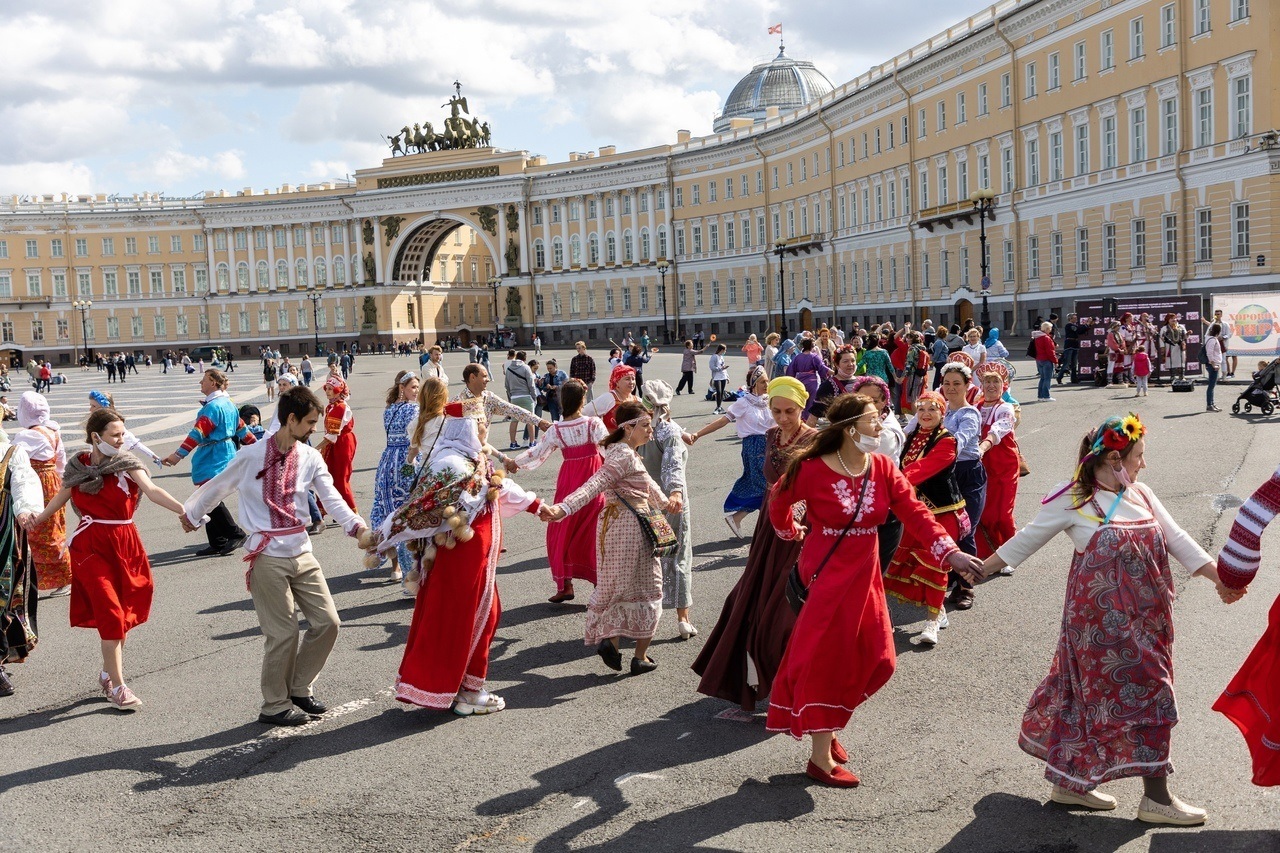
left=0, top=161, right=96, bottom=197
left=129, top=149, right=246, bottom=187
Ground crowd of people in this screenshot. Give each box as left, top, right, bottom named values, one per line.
left=1, top=321, right=1276, bottom=828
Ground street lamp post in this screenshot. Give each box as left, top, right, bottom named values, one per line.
left=969, top=188, right=997, bottom=331
left=73, top=299, right=92, bottom=366
left=774, top=241, right=789, bottom=340
left=488, top=275, right=502, bottom=345
left=656, top=260, right=670, bottom=344
left=306, top=288, right=322, bottom=356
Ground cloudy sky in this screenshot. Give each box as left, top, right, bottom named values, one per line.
left=0, top=0, right=975, bottom=197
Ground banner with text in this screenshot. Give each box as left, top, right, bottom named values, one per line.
left=1074, top=295, right=1204, bottom=378
left=1211, top=291, right=1280, bottom=361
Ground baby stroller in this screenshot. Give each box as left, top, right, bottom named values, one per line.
left=1232, top=357, right=1280, bottom=415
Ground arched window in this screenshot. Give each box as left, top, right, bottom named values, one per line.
left=257, top=260, right=270, bottom=290
left=623, top=229, right=634, bottom=263
left=236, top=261, right=249, bottom=292
left=296, top=258, right=308, bottom=287
left=315, top=257, right=327, bottom=286
left=552, top=237, right=564, bottom=268
left=534, top=239, right=546, bottom=269
left=216, top=262, right=230, bottom=292
left=640, top=227, right=650, bottom=261
left=589, top=233, right=600, bottom=265
left=570, top=234, right=582, bottom=266
left=276, top=259, right=290, bottom=288
left=333, top=256, right=346, bottom=285
left=606, top=232, right=617, bottom=264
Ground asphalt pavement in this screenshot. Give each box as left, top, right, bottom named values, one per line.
left=2, top=348, right=1278, bottom=853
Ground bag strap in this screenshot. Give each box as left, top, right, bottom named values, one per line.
left=806, top=468, right=872, bottom=585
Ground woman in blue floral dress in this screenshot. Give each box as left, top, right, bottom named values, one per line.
left=371, top=370, right=420, bottom=579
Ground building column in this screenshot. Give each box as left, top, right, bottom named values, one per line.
left=284, top=224, right=297, bottom=290
left=224, top=227, right=236, bottom=293
left=303, top=222, right=314, bottom=289
left=324, top=221, right=334, bottom=290
left=266, top=226, right=278, bottom=291
left=245, top=226, right=258, bottom=292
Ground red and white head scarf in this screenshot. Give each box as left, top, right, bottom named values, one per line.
left=324, top=374, right=350, bottom=400
left=609, top=364, right=636, bottom=391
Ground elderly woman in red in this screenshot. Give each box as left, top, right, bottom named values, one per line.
left=586, top=364, right=641, bottom=431
left=974, top=361, right=1020, bottom=559
left=883, top=391, right=968, bottom=647
left=767, top=393, right=981, bottom=787
left=319, top=374, right=358, bottom=512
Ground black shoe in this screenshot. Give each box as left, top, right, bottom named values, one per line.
left=307, top=520, right=324, bottom=535
left=597, top=639, right=622, bottom=672
left=950, top=588, right=976, bottom=610
left=291, top=695, right=327, bottom=716
left=0, top=667, right=13, bottom=697
left=630, top=656, right=658, bottom=675
left=217, top=536, right=247, bottom=556
left=258, top=708, right=312, bottom=727
left=195, top=546, right=221, bottom=557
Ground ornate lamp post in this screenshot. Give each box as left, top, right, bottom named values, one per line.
left=969, top=187, right=997, bottom=331
left=488, top=275, right=502, bottom=344
left=73, top=298, right=92, bottom=365
left=306, top=288, right=322, bottom=355
left=774, top=241, right=789, bottom=340
left=656, top=260, right=670, bottom=344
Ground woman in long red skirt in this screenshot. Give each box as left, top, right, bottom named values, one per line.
left=766, top=393, right=976, bottom=787
left=973, top=362, right=1020, bottom=558
left=27, top=408, right=188, bottom=711
left=1214, top=461, right=1280, bottom=786
left=510, top=379, right=604, bottom=603
left=319, top=374, right=358, bottom=513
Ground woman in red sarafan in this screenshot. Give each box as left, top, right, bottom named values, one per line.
left=319, top=374, right=358, bottom=513
left=1213, top=461, right=1280, bottom=787
left=973, top=362, right=1020, bottom=559
left=26, top=408, right=188, bottom=711
left=765, top=393, right=975, bottom=788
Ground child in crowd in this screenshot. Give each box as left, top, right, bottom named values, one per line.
left=1132, top=348, right=1151, bottom=397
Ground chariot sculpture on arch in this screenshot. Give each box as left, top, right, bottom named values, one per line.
left=385, top=81, right=491, bottom=154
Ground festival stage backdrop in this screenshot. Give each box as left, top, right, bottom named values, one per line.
left=1074, top=295, right=1204, bottom=378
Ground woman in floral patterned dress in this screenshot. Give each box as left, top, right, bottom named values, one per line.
left=370, top=371, right=419, bottom=580
left=972, top=414, right=1235, bottom=825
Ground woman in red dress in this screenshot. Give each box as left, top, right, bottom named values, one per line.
left=585, top=364, right=641, bottom=431
left=319, top=374, right=358, bottom=513
left=973, top=362, right=1020, bottom=558
left=767, top=393, right=980, bottom=787
left=27, top=408, right=188, bottom=710
left=883, top=391, right=969, bottom=647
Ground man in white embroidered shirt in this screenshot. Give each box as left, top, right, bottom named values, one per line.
left=181, top=387, right=368, bottom=727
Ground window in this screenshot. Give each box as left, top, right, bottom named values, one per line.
left=75, top=238, right=88, bottom=257
left=150, top=269, right=163, bottom=294
left=1161, top=4, right=1177, bottom=47
left=1102, top=115, right=1117, bottom=168
left=1076, top=228, right=1089, bottom=274
left=918, top=108, right=927, bottom=138
left=1163, top=214, right=1178, bottom=265
left=1051, top=232, right=1064, bottom=276
left=1026, top=62, right=1037, bottom=98
left=295, top=308, right=307, bottom=331
left=695, top=281, right=704, bottom=307
left=957, top=92, right=967, bottom=123
left=1002, top=147, right=1014, bottom=192
left=1049, top=53, right=1061, bottom=90
left=725, top=220, right=735, bottom=251
left=1100, top=31, right=1115, bottom=71
left=1028, top=236, right=1041, bottom=279
left=691, top=226, right=701, bottom=255
left=978, top=155, right=990, bottom=191
left=1161, top=98, right=1179, bottom=155
left=724, top=179, right=732, bottom=200
left=937, top=101, right=946, bottom=131
left=1233, top=76, right=1252, bottom=139
left=691, top=184, right=701, bottom=205
left=107, top=316, right=119, bottom=339
left=958, top=249, right=969, bottom=288
left=132, top=315, right=144, bottom=338
left=1050, top=131, right=1064, bottom=180
left=939, top=252, right=949, bottom=290
left=0, top=321, right=12, bottom=343
left=50, top=238, right=63, bottom=258
left=1130, top=18, right=1145, bottom=59
left=31, top=320, right=44, bottom=342
left=1003, top=240, right=1015, bottom=281
left=24, top=271, right=42, bottom=297
left=24, top=239, right=37, bottom=259
left=550, top=204, right=562, bottom=223
left=1233, top=202, right=1250, bottom=258
left=978, top=83, right=989, bottom=116
left=126, top=271, right=142, bottom=296
left=1075, top=123, right=1090, bottom=174
left=154, top=315, right=166, bottom=337
left=1233, top=0, right=1249, bottom=21
left=53, top=271, right=66, bottom=296
left=1001, top=73, right=1011, bottom=108
left=938, top=166, right=949, bottom=205
left=1103, top=224, right=1117, bottom=270
left=104, top=270, right=118, bottom=296
left=708, top=224, right=718, bottom=253
left=257, top=260, right=269, bottom=290
left=1074, top=41, right=1087, bottom=80
left=193, top=233, right=206, bottom=252
left=569, top=234, right=582, bottom=266
left=1195, top=87, right=1213, bottom=147
left=1133, top=219, right=1147, bottom=267
left=1194, top=0, right=1210, bottom=35
left=78, top=271, right=91, bottom=296
left=711, top=280, right=720, bottom=306
left=1131, top=106, right=1147, bottom=162
left=102, top=237, right=115, bottom=256
left=552, top=237, right=564, bottom=268
left=57, top=318, right=69, bottom=340
left=1026, top=139, right=1040, bottom=185
left=1196, top=208, right=1212, bottom=262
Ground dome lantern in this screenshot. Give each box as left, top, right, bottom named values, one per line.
left=714, top=46, right=834, bottom=133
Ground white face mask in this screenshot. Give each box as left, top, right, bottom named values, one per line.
left=851, top=428, right=880, bottom=453
left=1113, top=464, right=1134, bottom=488
left=94, top=433, right=120, bottom=457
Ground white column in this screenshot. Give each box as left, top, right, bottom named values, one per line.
left=497, top=211, right=509, bottom=276
left=594, top=193, right=605, bottom=264
left=324, top=221, right=334, bottom=289
left=576, top=195, right=587, bottom=268
left=647, top=185, right=657, bottom=259
left=373, top=220, right=385, bottom=283
left=225, top=227, right=236, bottom=293
left=266, top=226, right=277, bottom=291
left=285, top=224, right=297, bottom=290
left=515, top=202, right=529, bottom=276
left=245, top=226, right=257, bottom=292
left=203, top=228, right=215, bottom=294
left=303, top=222, right=314, bottom=288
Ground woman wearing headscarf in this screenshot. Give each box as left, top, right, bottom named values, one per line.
left=318, top=373, right=358, bottom=513
left=639, top=380, right=696, bottom=639
left=371, top=399, right=542, bottom=716
left=883, top=390, right=969, bottom=647
left=0, top=424, right=44, bottom=696
left=973, top=362, right=1020, bottom=560
left=13, top=391, right=71, bottom=595
left=370, top=370, right=420, bottom=582
left=693, top=375, right=814, bottom=713
left=87, top=391, right=163, bottom=464
left=984, top=328, right=1010, bottom=360
left=585, top=364, right=641, bottom=432
left=686, top=366, right=772, bottom=538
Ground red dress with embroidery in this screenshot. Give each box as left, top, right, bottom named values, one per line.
left=320, top=400, right=358, bottom=512
left=976, top=400, right=1020, bottom=559
left=67, top=455, right=152, bottom=641
left=765, top=453, right=958, bottom=738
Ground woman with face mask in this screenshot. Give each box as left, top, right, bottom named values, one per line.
left=883, top=391, right=969, bottom=647
left=967, top=414, right=1233, bottom=825
left=25, top=408, right=189, bottom=710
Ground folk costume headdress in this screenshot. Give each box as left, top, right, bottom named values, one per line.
left=1044, top=412, right=1147, bottom=521
left=323, top=374, right=350, bottom=400
left=847, top=375, right=891, bottom=411
left=914, top=389, right=948, bottom=416
left=608, top=364, right=636, bottom=391
left=767, top=376, right=808, bottom=410
left=974, top=360, right=1010, bottom=389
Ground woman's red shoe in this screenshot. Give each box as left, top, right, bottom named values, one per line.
left=806, top=760, right=860, bottom=788
left=831, top=737, right=849, bottom=765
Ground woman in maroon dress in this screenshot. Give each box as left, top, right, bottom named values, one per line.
left=766, top=393, right=980, bottom=787
left=693, top=376, right=815, bottom=713
left=27, top=408, right=188, bottom=710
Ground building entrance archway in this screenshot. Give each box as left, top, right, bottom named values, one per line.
left=954, top=298, right=974, bottom=327
left=799, top=307, right=814, bottom=332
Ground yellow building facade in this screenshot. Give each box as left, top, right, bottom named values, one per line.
left=2, top=0, right=1276, bottom=364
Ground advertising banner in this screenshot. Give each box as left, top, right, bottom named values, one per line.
left=1211, top=291, right=1280, bottom=360
left=1074, top=295, right=1204, bottom=379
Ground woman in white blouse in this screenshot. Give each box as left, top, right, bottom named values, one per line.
left=685, top=367, right=772, bottom=538
left=967, top=413, right=1234, bottom=826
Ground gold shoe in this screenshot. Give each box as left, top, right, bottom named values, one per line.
left=1050, top=784, right=1117, bottom=810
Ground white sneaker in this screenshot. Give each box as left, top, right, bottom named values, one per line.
left=1137, top=795, right=1207, bottom=826
left=452, top=689, right=506, bottom=716
left=937, top=609, right=949, bottom=629
left=108, top=684, right=142, bottom=710
left=678, top=620, right=699, bottom=639
left=1050, top=784, right=1117, bottom=810
left=724, top=515, right=742, bottom=539
left=918, top=620, right=939, bottom=645
left=998, top=565, right=1015, bottom=576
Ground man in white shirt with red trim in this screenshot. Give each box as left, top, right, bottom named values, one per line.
left=181, top=386, right=368, bottom=726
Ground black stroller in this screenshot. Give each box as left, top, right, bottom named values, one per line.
left=1232, top=357, right=1280, bottom=415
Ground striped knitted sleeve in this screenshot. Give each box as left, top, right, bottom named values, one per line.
left=175, top=413, right=217, bottom=459
left=1218, top=464, right=1280, bottom=590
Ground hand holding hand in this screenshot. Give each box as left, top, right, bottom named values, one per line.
left=1217, top=584, right=1247, bottom=604
left=179, top=513, right=198, bottom=533
left=16, top=512, right=35, bottom=532
left=162, top=453, right=180, bottom=467
left=538, top=419, right=552, bottom=432
left=682, top=433, right=697, bottom=446
left=539, top=504, right=565, bottom=522
left=947, top=551, right=986, bottom=583
left=665, top=496, right=682, bottom=514
left=504, top=458, right=519, bottom=474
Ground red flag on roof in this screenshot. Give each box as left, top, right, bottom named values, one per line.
left=768, top=23, right=782, bottom=35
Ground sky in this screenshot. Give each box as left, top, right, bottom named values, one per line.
left=0, top=0, right=982, bottom=198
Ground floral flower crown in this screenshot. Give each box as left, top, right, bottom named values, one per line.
left=1044, top=412, right=1146, bottom=508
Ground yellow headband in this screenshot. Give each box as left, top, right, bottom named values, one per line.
left=767, top=376, right=809, bottom=409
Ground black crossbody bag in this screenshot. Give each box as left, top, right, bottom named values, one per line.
left=785, top=472, right=871, bottom=614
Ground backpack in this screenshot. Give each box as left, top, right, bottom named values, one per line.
left=1026, top=336, right=1038, bottom=358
